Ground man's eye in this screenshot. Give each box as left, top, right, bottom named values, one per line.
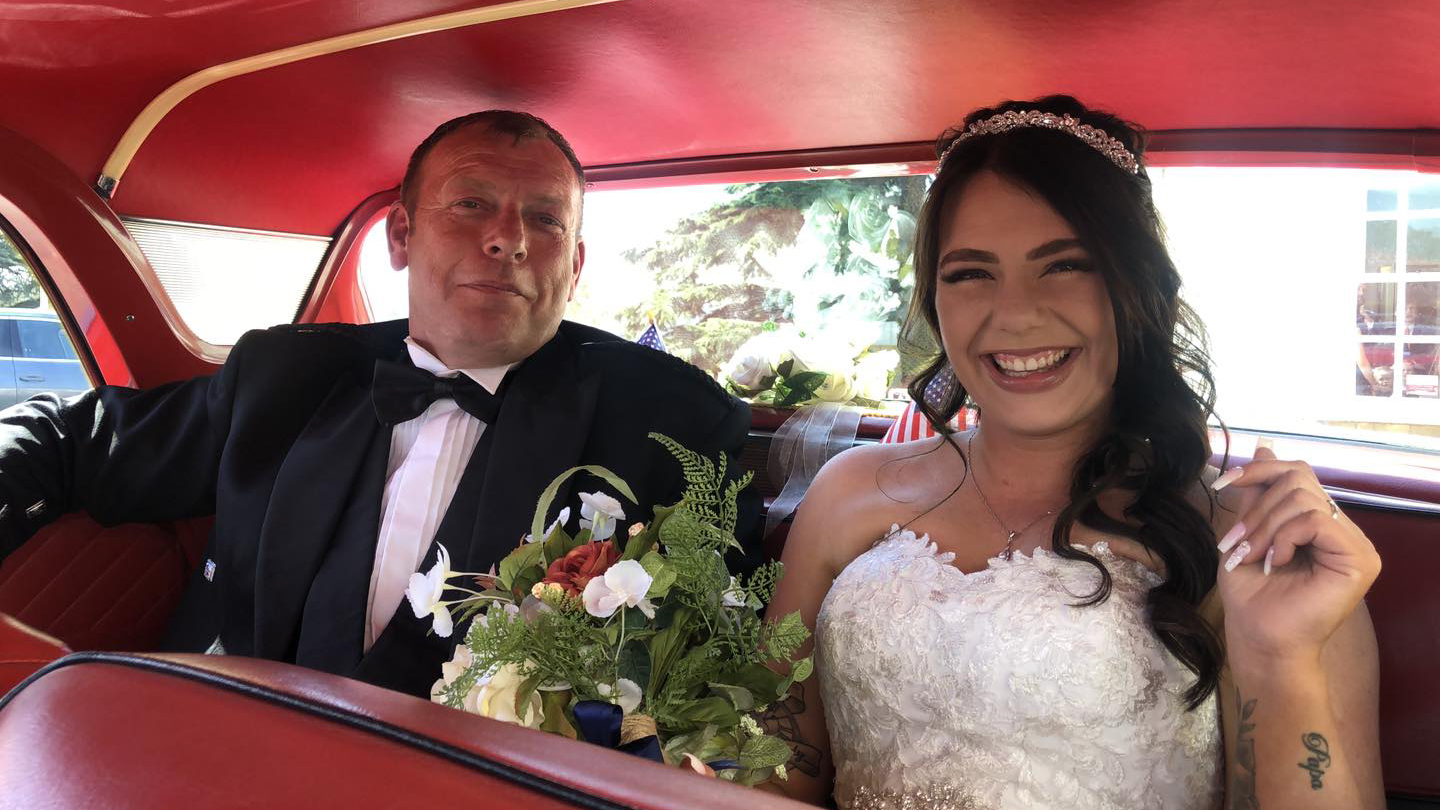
left=455, top=199, right=481, bottom=210
left=536, top=214, right=563, bottom=228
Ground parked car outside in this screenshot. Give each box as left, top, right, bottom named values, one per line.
left=0, top=308, right=88, bottom=409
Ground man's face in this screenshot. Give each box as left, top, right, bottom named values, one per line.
left=386, top=127, right=584, bottom=368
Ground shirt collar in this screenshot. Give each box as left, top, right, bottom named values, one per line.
left=403, top=336, right=511, bottom=395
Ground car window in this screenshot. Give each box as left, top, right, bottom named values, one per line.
left=355, top=167, right=1440, bottom=453
left=15, top=319, right=76, bottom=360
left=124, top=218, right=330, bottom=347
left=0, top=227, right=94, bottom=405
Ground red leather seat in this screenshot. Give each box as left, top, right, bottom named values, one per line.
left=0, top=513, right=211, bottom=651
left=0, top=653, right=809, bottom=810
left=0, top=613, right=68, bottom=696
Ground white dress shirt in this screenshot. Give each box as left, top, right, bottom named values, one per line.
left=363, top=337, right=510, bottom=650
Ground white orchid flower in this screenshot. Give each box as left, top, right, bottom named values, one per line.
left=581, top=560, right=655, bottom=619
left=579, top=492, right=625, bottom=541
left=597, top=677, right=644, bottom=715
left=722, top=576, right=747, bottom=608
left=524, top=506, right=571, bottom=544
left=406, top=544, right=456, bottom=637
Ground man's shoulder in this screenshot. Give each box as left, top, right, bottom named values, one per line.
left=564, top=324, right=736, bottom=410
left=232, top=320, right=406, bottom=362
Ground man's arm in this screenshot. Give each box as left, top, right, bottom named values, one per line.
left=0, top=339, right=244, bottom=563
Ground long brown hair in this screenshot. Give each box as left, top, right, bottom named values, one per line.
left=903, top=95, right=1224, bottom=708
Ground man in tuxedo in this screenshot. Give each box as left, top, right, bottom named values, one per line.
left=0, top=110, right=756, bottom=697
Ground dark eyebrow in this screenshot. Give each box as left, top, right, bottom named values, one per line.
left=938, top=248, right=998, bottom=264
left=1026, top=238, right=1084, bottom=260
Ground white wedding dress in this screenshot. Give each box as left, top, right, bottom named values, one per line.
left=815, top=527, right=1222, bottom=810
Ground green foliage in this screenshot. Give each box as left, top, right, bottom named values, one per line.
left=0, top=235, right=43, bottom=309
left=614, top=177, right=928, bottom=376
left=446, top=433, right=809, bottom=786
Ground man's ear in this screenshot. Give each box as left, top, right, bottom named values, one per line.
left=385, top=202, right=411, bottom=271
left=568, top=239, right=586, bottom=300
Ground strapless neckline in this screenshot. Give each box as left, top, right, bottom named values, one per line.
left=868, top=523, right=1162, bottom=583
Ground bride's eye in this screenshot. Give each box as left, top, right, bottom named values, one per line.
left=940, top=267, right=992, bottom=283
left=1043, top=258, right=1093, bottom=275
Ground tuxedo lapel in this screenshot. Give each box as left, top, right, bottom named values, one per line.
left=253, top=381, right=388, bottom=660
left=463, top=330, right=601, bottom=574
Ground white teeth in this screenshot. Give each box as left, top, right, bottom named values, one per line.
left=992, top=349, right=1070, bottom=375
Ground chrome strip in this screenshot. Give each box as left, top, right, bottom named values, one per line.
left=1326, top=487, right=1440, bottom=516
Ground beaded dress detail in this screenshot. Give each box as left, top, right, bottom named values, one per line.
left=815, top=527, right=1221, bottom=810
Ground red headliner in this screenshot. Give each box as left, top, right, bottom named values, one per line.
left=2, top=0, right=1438, bottom=235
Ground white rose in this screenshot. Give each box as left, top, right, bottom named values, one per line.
left=474, top=662, right=545, bottom=728
left=853, top=351, right=898, bottom=401
left=727, top=352, right=774, bottom=390
left=814, top=372, right=855, bottom=402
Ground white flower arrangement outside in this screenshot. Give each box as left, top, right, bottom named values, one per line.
left=582, top=559, right=656, bottom=619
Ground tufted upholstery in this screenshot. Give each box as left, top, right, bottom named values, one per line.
left=0, top=513, right=211, bottom=652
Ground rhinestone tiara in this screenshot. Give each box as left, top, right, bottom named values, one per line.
left=937, top=110, right=1140, bottom=174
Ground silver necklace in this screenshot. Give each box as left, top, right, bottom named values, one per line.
left=966, top=431, right=1063, bottom=560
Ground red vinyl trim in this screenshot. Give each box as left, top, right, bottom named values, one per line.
left=300, top=190, right=398, bottom=325
left=583, top=129, right=1440, bottom=190
left=0, top=127, right=212, bottom=386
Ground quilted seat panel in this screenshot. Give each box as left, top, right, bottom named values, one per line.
left=0, top=513, right=211, bottom=651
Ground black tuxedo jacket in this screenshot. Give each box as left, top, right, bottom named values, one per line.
left=0, top=319, right=756, bottom=696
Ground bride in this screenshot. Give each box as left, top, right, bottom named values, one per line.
left=763, top=96, right=1383, bottom=809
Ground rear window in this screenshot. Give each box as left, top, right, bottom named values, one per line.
left=355, top=166, right=1440, bottom=453
left=125, top=218, right=330, bottom=347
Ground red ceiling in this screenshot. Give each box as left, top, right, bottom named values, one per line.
left=1, top=0, right=1437, bottom=236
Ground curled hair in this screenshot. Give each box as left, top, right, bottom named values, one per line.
left=901, top=95, right=1225, bottom=708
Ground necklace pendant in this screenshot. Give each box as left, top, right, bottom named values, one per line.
left=1007, top=531, right=1018, bottom=543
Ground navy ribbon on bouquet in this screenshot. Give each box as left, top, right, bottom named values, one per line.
left=573, top=701, right=663, bottom=763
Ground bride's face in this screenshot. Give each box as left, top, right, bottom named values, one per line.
left=934, top=170, right=1118, bottom=438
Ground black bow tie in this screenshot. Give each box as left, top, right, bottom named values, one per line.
left=371, top=358, right=502, bottom=426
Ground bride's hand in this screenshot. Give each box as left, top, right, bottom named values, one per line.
left=1211, top=442, right=1381, bottom=671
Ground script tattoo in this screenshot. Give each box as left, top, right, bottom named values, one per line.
left=1229, top=687, right=1261, bottom=810
left=1297, top=733, right=1332, bottom=790
left=757, top=682, right=823, bottom=777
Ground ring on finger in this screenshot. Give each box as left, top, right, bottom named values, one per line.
left=1326, top=498, right=1340, bottom=521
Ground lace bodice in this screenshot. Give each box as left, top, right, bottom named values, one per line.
left=815, top=528, right=1221, bottom=810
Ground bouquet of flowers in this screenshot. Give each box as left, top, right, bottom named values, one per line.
left=408, top=433, right=812, bottom=785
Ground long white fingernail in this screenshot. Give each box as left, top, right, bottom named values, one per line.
left=1217, top=521, right=1247, bottom=553
left=1255, top=436, right=1275, bottom=451
left=1263, top=546, right=1275, bottom=576
left=1211, top=468, right=1244, bottom=491
left=1225, top=540, right=1251, bottom=572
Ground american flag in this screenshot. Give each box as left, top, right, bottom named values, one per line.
left=635, top=321, right=667, bottom=352
left=881, top=400, right=977, bottom=444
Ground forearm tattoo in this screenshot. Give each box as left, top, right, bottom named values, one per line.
left=757, top=681, right=823, bottom=777
left=1297, top=733, right=1331, bottom=790
left=1229, top=687, right=1260, bottom=810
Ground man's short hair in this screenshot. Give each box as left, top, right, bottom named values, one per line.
left=400, top=110, right=585, bottom=214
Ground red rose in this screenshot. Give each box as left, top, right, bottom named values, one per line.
left=543, top=541, right=620, bottom=595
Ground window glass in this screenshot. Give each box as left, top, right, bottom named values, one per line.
left=0, top=227, right=93, bottom=405
left=1364, top=220, right=1396, bottom=273
left=1152, top=167, right=1440, bottom=450
left=16, top=319, right=76, bottom=359
left=124, top=218, right=330, bottom=346
left=355, top=167, right=1440, bottom=452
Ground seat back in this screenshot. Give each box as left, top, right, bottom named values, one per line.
left=0, top=653, right=809, bottom=810
left=0, top=513, right=211, bottom=651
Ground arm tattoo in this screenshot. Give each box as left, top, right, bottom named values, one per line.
left=1229, top=687, right=1260, bottom=810
left=1297, top=733, right=1331, bottom=789
left=757, top=681, right=823, bottom=777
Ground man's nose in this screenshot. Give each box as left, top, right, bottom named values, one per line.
left=483, top=207, right=527, bottom=262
